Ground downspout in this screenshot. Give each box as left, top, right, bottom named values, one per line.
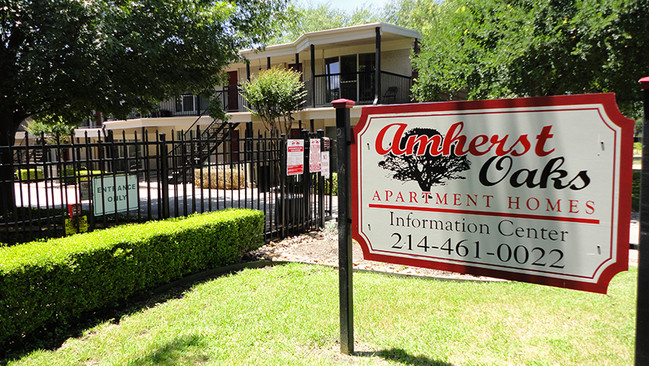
left=374, top=26, right=381, bottom=105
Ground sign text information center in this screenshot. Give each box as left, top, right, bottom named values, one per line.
left=351, top=94, right=632, bottom=293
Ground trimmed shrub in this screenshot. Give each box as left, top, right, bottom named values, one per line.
left=61, top=167, right=102, bottom=184
left=194, top=167, right=248, bottom=189
left=0, top=209, right=264, bottom=345
left=15, top=168, right=44, bottom=181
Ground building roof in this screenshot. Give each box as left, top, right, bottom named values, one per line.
left=239, top=22, right=421, bottom=61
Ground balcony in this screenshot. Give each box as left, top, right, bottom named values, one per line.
left=307, top=71, right=412, bottom=107
left=148, top=71, right=412, bottom=117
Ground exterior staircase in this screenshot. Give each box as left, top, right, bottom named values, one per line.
left=168, top=120, right=240, bottom=183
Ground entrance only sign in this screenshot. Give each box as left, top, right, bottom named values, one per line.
left=351, top=94, right=633, bottom=293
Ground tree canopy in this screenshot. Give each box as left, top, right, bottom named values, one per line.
left=408, top=0, right=649, bottom=117
left=24, top=115, right=78, bottom=139
left=269, top=2, right=382, bottom=45
left=382, top=0, right=438, bottom=33
left=0, top=0, right=289, bottom=144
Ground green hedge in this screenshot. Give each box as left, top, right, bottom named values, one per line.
left=633, top=170, right=640, bottom=212
left=61, top=167, right=102, bottom=184
left=0, top=209, right=264, bottom=345
left=324, top=173, right=338, bottom=196
left=15, top=168, right=44, bottom=181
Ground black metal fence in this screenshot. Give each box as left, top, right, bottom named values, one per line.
left=308, top=71, right=412, bottom=107
left=1, top=127, right=336, bottom=245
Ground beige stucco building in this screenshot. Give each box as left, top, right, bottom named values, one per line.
left=71, top=22, right=420, bottom=143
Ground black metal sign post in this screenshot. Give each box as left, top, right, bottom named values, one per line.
left=333, top=98, right=355, bottom=355
left=636, top=76, right=649, bottom=365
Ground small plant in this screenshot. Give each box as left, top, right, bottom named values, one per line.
left=322, top=220, right=337, bottom=235
left=634, top=142, right=642, bottom=156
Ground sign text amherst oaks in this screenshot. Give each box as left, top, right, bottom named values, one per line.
left=352, top=94, right=633, bottom=293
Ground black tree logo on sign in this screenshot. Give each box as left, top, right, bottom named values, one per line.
left=378, top=127, right=471, bottom=191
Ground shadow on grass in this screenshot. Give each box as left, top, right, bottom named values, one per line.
left=0, top=261, right=273, bottom=365
left=356, top=348, right=453, bottom=366
left=124, top=334, right=209, bottom=366
left=0, top=288, right=192, bottom=365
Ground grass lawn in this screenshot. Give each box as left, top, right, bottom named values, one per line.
left=4, top=263, right=636, bottom=365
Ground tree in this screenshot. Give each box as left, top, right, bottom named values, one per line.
left=0, top=0, right=288, bottom=210
left=378, top=127, right=471, bottom=191
left=269, top=2, right=382, bottom=44
left=24, top=114, right=79, bottom=144
left=411, top=0, right=649, bottom=118
left=240, top=68, right=307, bottom=136
left=383, top=0, right=438, bottom=33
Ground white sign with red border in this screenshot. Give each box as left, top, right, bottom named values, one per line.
left=287, top=139, right=304, bottom=176
left=322, top=151, right=331, bottom=179
left=310, top=139, right=322, bottom=173
left=352, top=94, right=632, bottom=293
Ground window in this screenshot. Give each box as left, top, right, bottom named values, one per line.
left=325, top=57, right=340, bottom=102
left=324, top=54, right=376, bottom=102
left=358, top=53, right=376, bottom=102
left=175, top=95, right=196, bottom=113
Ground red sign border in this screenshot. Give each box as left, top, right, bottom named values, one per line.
left=351, top=93, right=633, bottom=294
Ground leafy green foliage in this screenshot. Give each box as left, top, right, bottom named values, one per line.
left=633, top=169, right=640, bottom=211
left=0, top=0, right=290, bottom=144
left=15, top=169, right=44, bottom=181
left=269, top=2, right=382, bottom=44
left=241, top=68, right=307, bottom=135
left=411, top=0, right=649, bottom=117
left=25, top=115, right=79, bottom=138
left=0, top=209, right=265, bottom=345
left=60, top=167, right=103, bottom=184
left=325, top=173, right=338, bottom=196
left=383, top=0, right=438, bottom=33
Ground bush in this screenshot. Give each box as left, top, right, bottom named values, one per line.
left=15, top=168, right=44, bottom=181
left=194, top=167, right=248, bottom=189
left=325, top=173, right=338, bottom=195
left=633, top=170, right=640, bottom=212
left=0, top=209, right=264, bottom=345
left=61, top=167, right=102, bottom=184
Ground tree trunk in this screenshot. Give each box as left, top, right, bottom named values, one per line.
left=0, top=114, right=21, bottom=214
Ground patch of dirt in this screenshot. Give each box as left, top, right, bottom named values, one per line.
left=252, top=221, right=639, bottom=279
left=251, top=225, right=503, bottom=281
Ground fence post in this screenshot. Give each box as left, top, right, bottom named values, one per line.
left=317, top=129, right=325, bottom=228
left=636, top=76, right=649, bottom=365
left=280, top=134, right=287, bottom=238
left=159, top=133, right=170, bottom=219
left=105, top=130, right=115, bottom=172
left=332, top=98, right=355, bottom=355
left=302, top=129, right=311, bottom=230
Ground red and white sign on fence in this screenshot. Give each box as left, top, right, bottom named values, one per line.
left=322, top=151, right=331, bottom=179
left=351, top=94, right=633, bottom=293
left=287, top=139, right=304, bottom=176
left=310, top=139, right=322, bottom=173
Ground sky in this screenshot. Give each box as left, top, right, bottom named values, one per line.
left=295, top=0, right=391, bottom=12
